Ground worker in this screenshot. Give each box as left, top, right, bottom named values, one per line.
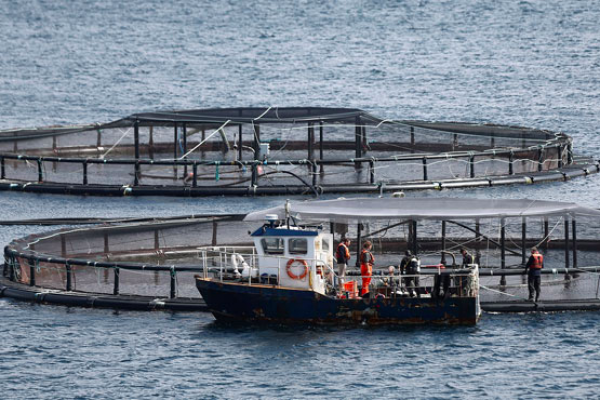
left=460, top=248, right=474, bottom=267
left=404, top=252, right=421, bottom=297
left=525, top=247, right=544, bottom=302
left=359, top=241, right=375, bottom=296
left=335, top=238, right=351, bottom=289
left=400, top=250, right=412, bottom=275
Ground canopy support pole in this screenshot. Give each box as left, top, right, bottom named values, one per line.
left=500, top=218, right=506, bottom=286
left=253, top=124, right=261, bottom=161
left=565, top=218, right=571, bottom=280
left=134, top=120, right=140, bottom=186
left=355, top=223, right=362, bottom=268
left=355, top=116, right=362, bottom=165
left=411, top=220, right=418, bottom=256
left=330, top=222, right=335, bottom=244
left=173, top=123, right=178, bottom=178
left=475, top=219, right=481, bottom=265
left=441, top=221, right=447, bottom=265
left=308, top=122, right=314, bottom=161
left=238, top=124, right=243, bottom=162
left=544, top=217, right=549, bottom=251
left=149, top=125, right=154, bottom=159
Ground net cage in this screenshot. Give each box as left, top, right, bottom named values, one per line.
left=4, top=207, right=600, bottom=307
left=0, top=107, right=591, bottom=197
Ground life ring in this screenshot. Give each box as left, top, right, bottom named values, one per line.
left=286, top=258, right=309, bottom=280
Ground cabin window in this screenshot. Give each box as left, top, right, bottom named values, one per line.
left=288, top=238, right=308, bottom=255
left=261, top=238, right=284, bottom=255
left=322, top=238, right=330, bottom=252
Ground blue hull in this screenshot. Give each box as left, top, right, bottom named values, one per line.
left=196, top=279, right=480, bottom=326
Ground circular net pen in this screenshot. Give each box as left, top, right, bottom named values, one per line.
left=3, top=200, right=600, bottom=313
left=0, top=107, right=597, bottom=196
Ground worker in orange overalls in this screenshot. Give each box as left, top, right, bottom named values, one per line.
left=525, top=246, right=544, bottom=302
left=360, top=241, right=375, bottom=296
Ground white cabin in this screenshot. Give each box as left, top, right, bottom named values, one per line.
left=251, top=224, right=333, bottom=295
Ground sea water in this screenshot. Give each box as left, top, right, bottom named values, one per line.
left=1, top=0, right=600, bottom=398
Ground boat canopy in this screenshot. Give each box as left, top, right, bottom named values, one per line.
left=243, top=198, right=600, bottom=223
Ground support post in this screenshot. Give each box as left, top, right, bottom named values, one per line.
left=37, top=159, right=43, bottom=183
left=134, top=120, right=140, bottom=185
left=238, top=124, right=243, bottom=162
left=66, top=261, right=72, bottom=291
left=173, top=123, right=178, bottom=177
left=422, top=158, right=428, bottom=181
left=319, top=121, right=324, bottom=174
left=475, top=219, right=481, bottom=265
left=538, top=148, right=544, bottom=172
left=572, top=218, right=577, bottom=269
left=183, top=123, right=188, bottom=178
left=307, top=122, right=314, bottom=161
left=410, top=126, right=415, bottom=151
left=212, top=219, right=218, bottom=246
left=170, top=267, right=176, bottom=299
left=113, top=267, right=119, bottom=295
left=250, top=163, right=257, bottom=187
left=355, top=116, right=362, bottom=159
left=564, top=217, right=570, bottom=279
left=508, top=151, right=514, bottom=175
left=96, top=129, right=102, bottom=147
left=61, top=235, right=67, bottom=257
left=330, top=222, right=335, bottom=244
left=253, top=124, right=260, bottom=160
left=192, top=162, right=198, bottom=187
left=154, top=230, right=160, bottom=251
left=469, top=155, right=475, bottom=178
left=557, top=145, right=563, bottom=168
left=104, top=231, right=109, bottom=254
left=83, top=161, right=88, bottom=185
left=411, top=220, right=418, bottom=256
left=369, top=160, right=375, bottom=184
left=500, top=218, right=506, bottom=286
left=312, top=162, right=318, bottom=187
left=355, top=223, right=362, bottom=268
left=9, top=256, right=15, bottom=281
left=441, top=221, right=447, bottom=265
left=1, top=156, right=4, bottom=179
left=521, top=217, right=527, bottom=265
left=544, top=218, right=550, bottom=251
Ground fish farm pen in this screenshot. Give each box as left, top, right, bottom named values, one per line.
left=3, top=198, right=600, bottom=313
left=0, top=107, right=597, bottom=196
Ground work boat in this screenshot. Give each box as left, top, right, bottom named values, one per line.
left=195, top=198, right=481, bottom=325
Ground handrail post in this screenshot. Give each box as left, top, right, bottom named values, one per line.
left=170, top=266, right=176, bottom=298
left=192, top=162, right=198, bottom=187
left=422, top=158, right=428, bottom=181
left=1, top=156, right=5, bottom=179
left=37, top=158, right=43, bottom=183
left=113, top=267, right=120, bottom=295
left=66, top=261, right=72, bottom=291
left=508, top=151, right=514, bottom=175
left=83, top=160, right=88, bottom=185
left=469, top=155, right=475, bottom=178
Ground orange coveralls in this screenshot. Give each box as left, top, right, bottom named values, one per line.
left=360, top=249, right=374, bottom=295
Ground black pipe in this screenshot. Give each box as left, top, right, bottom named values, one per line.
left=508, top=151, right=514, bottom=175
left=564, top=218, right=570, bottom=271
left=134, top=120, right=140, bottom=185
left=307, top=122, right=314, bottom=161
left=411, top=220, right=418, bottom=256
left=355, top=116, right=362, bottom=159
left=1, top=156, right=4, bottom=179
left=192, top=162, right=198, bottom=187
left=538, top=148, right=544, bottom=172
left=410, top=126, right=415, bottom=150
left=422, top=158, right=428, bottom=181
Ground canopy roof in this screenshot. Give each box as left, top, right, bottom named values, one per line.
left=244, top=198, right=600, bottom=223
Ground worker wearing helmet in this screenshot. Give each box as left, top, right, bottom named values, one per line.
left=525, top=247, right=544, bottom=302
left=359, top=241, right=375, bottom=296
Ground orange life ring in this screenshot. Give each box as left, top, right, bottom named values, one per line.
left=286, top=258, right=309, bottom=280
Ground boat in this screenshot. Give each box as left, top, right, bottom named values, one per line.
left=195, top=198, right=481, bottom=325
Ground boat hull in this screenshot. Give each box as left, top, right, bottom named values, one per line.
left=196, top=279, right=480, bottom=326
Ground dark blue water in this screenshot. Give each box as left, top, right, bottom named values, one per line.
left=2, top=0, right=600, bottom=398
